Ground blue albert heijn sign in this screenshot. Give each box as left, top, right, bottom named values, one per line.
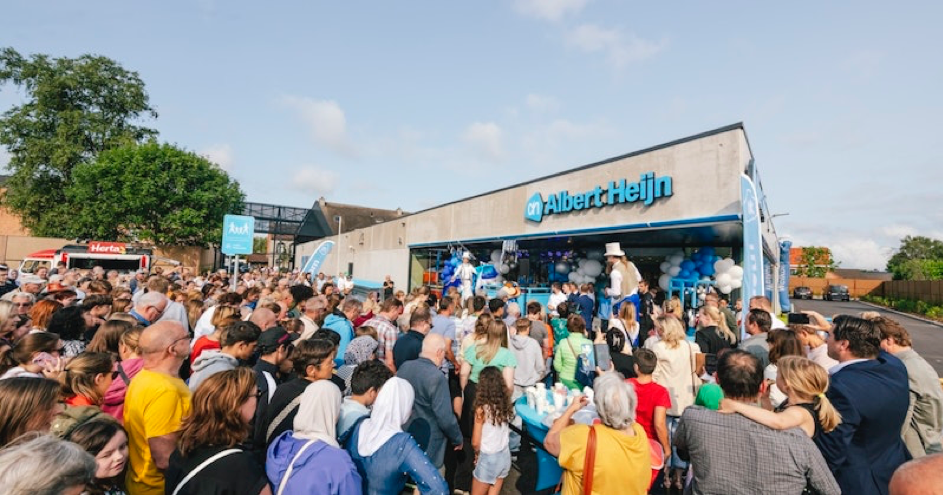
left=221, top=214, right=255, bottom=255
left=524, top=172, right=673, bottom=223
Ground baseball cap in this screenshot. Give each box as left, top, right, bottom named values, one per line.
left=257, top=326, right=299, bottom=352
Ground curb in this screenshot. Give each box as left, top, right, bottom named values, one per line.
left=858, top=301, right=943, bottom=329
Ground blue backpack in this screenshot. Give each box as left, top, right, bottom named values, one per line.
left=565, top=337, right=595, bottom=389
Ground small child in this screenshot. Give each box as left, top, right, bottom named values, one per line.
left=720, top=355, right=842, bottom=439
left=472, top=366, right=514, bottom=495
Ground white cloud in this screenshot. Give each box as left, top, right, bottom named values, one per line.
left=290, top=165, right=338, bottom=195
left=514, top=0, right=589, bottom=22
left=199, top=143, right=234, bottom=171
left=463, top=122, right=504, bottom=161
left=525, top=94, right=560, bottom=113
left=280, top=96, right=353, bottom=155
left=829, top=238, right=894, bottom=271
left=881, top=224, right=918, bottom=240
left=565, top=24, right=664, bottom=68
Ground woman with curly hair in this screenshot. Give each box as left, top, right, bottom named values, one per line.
left=471, top=366, right=515, bottom=495
left=165, top=367, right=270, bottom=495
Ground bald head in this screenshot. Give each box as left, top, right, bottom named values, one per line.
left=890, top=453, right=943, bottom=495
left=420, top=333, right=447, bottom=366
left=139, top=321, right=188, bottom=372
left=249, top=307, right=277, bottom=331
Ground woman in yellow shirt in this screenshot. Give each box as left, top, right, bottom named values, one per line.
left=544, top=373, right=651, bottom=495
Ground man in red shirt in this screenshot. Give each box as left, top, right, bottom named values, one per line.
left=627, top=349, right=671, bottom=461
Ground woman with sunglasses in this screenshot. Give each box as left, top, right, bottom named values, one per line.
left=165, top=367, right=271, bottom=495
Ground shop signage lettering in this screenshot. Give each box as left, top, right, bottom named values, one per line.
left=88, top=241, right=127, bottom=254
left=524, top=172, right=673, bottom=223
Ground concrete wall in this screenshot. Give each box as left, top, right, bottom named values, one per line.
left=297, top=127, right=754, bottom=288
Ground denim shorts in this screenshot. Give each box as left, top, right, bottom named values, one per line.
left=473, top=446, right=511, bottom=484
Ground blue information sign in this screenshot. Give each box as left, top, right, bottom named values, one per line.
left=221, top=214, right=255, bottom=255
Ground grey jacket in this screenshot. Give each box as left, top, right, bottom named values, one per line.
left=188, top=350, right=238, bottom=392
left=896, top=348, right=943, bottom=457
left=510, top=334, right=545, bottom=388
left=397, top=357, right=462, bottom=468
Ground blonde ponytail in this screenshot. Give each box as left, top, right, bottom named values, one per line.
left=777, top=356, right=842, bottom=433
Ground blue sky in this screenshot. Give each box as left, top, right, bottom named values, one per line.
left=2, top=1, right=941, bottom=269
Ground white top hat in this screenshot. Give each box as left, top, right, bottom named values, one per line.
left=604, top=242, right=626, bottom=257
left=462, top=252, right=471, bottom=259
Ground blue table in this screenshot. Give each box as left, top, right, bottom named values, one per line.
left=515, top=397, right=563, bottom=492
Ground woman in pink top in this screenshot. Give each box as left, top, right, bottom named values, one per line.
left=101, top=327, right=144, bottom=423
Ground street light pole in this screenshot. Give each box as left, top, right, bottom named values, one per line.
left=335, top=215, right=343, bottom=278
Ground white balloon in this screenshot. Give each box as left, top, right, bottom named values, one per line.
left=576, top=268, right=586, bottom=276
left=698, top=293, right=707, bottom=301
left=720, top=284, right=733, bottom=294
left=499, top=264, right=510, bottom=274
left=668, top=266, right=681, bottom=277
left=658, top=274, right=671, bottom=291
left=490, top=250, right=502, bottom=263
left=716, top=273, right=732, bottom=286
left=670, top=255, right=684, bottom=266
left=660, top=261, right=671, bottom=273
left=555, top=262, right=570, bottom=274
left=728, top=265, right=744, bottom=279
left=568, top=272, right=579, bottom=282
left=714, top=259, right=727, bottom=273
left=582, top=260, right=604, bottom=277
left=674, top=250, right=686, bottom=259
left=730, top=279, right=742, bottom=289
left=723, top=258, right=736, bottom=271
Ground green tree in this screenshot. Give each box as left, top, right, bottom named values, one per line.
left=887, top=236, right=943, bottom=280
left=0, top=47, right=156, bottom=236
left=794, top=246, right=837, bottom=278
left=66, top=142, right=244, bottom=246
left=253, top=236, right=268, bottom=254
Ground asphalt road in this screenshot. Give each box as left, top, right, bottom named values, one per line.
left=792, top=299, right=943, bottom=375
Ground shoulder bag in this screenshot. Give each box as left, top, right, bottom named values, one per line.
left=565, top=337, right=594, bottom=389
left=266, top=394, right=303, bottom=442
left=276, top=439, right=317, bottom=495
left=171, top=448, right=242, bottom=495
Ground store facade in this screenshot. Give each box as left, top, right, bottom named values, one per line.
left=295, top=123, right=786, bottom=312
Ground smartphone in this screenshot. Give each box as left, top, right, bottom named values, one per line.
left=594, top=343, right=612, bottom=372
left=32, top=352, right=58, bottom=369
left=787, top=313, right=811, bottom=325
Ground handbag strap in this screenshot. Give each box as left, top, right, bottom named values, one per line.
left=277, top=439, right=317, bottom=495
left=583, top=425, right=597, bottom=495
left=117, top=361, right=131, bottom=385
left=266, top=394, right=303, bottom=442
left=171, top=448, right=241, bottom=495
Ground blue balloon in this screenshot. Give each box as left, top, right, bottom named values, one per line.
left=702, top=247, right=715, bottom=257
left=691, top=252, right=703, bottom=262
left=449, top=258, right=459, bottom=267
left=679, top=269, right=692, bottom=279
left=681, top=260, right=696, bottom=272
left=479, top=265, right=498, bottom=279
left=700, top=264, right=715, bottom=276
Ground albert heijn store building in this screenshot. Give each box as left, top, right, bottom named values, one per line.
left=296, top=123, right=789, bottom=312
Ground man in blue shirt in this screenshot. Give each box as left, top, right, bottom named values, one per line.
left=430, top=298, right=458, bottom=373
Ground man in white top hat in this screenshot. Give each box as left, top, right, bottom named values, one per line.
left=451, top=252, right=476, bottom=301
left=603, top=242, right=642, bottom=319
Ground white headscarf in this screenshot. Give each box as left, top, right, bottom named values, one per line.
left=293, top=380, right=342, bottom=447
left=356, top=377, right=414, bottom=456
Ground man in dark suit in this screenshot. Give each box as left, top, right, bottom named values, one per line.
left=816, top=315, right=911, bottom=495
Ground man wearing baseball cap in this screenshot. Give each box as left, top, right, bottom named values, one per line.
left=250, top=326, right=298, bottom=455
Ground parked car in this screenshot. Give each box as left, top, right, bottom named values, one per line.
left=793, top=286, right=813, bottom=300
left=823, top=284, right=850, bottom=301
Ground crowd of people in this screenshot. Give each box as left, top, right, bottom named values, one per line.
left=0, top=254, right=941, bottom=495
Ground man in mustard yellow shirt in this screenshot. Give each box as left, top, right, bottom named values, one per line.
left=544, top=373, right=651, bottom=495
left=124, top=321, right=192, bottom=495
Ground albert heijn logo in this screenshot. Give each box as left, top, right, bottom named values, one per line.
left=524, top=193, right=544, bottom=223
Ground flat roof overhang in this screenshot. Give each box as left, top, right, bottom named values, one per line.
left=408, top=213, right=743, bottom=249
